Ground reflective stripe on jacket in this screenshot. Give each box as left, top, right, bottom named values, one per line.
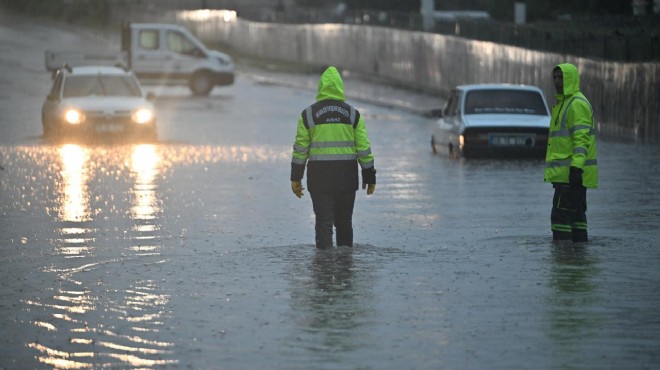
left=544, top=63, right=598, bottom=189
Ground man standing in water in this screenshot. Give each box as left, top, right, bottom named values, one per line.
left=290, top=66, right=376, bottom=249
left=544, top=63, right=598, bottom=242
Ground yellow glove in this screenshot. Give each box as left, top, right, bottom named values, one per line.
left=291, top=181, right=305, bottom=198
left=362, top=183, right=376, bottom=195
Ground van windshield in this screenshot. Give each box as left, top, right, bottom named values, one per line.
left=464, top=89, right=548, bottom=115
left=63, top=75, right=142, bottom=97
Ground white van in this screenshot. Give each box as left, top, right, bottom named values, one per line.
left=45, top=23, right=234, bottom=96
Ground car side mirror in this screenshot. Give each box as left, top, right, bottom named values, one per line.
left=146, top=92, right=156, bottom=102
left=429, top=108, right=444, bottom=118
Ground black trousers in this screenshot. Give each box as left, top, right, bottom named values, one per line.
left=310, top=191, right=356, bottom=249
left=551, top=184, right=588, bottom=242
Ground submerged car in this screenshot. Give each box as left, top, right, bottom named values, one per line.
left=42, top=65, right=157, bottom=141
left=431, top=84, right=551, bottom=158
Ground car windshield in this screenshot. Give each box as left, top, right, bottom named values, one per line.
left=464, top=89, right=548, bottom=115
left=63, top=75, right=142, bottom=98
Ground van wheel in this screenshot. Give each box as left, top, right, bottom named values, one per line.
left=189, top=72, right=213, bottom=96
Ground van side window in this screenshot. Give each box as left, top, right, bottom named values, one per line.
left=167, top=31, right=199, bottom=56
left=139, top=30, right=159, bottom=50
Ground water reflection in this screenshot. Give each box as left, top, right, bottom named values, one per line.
left=59, top=144, right=90, bottom=223
left=131, top=144, right=160, bottom=222
left=130, top=145, right=162, bottom=257
left=546, top=244, right=602, bottom=348
left=287, top=247, right=374, bottom=357
left=309, top=249, right=357, bottom=326
left=25, top=143, right=176, bottom=368
left=9, top=142, right=291, bottom=367
left=56, top=145, right=95, bottom=260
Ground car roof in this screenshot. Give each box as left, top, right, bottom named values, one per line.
left=66, top=66, right=133, bottom=76
left=456, top=83, right=544, bottom=93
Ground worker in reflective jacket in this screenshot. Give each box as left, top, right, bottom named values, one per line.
left=291, top=66, right=376, bottom=249
left=544, top=63, right=598, bottom=243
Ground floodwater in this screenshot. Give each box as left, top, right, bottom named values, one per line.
left=1, top=10, right=660, bottom=370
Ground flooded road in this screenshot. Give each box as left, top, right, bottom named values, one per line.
left=2, top=11, right=660, bottom=369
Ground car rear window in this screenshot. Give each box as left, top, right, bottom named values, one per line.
left=63, top=75, right=142, bottom=98
left=464, top=89, right=548, bottom=115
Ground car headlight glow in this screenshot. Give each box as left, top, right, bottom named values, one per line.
left=132, top=108, right=154, bottom=124
left=64, top=109, right=85, bottom=125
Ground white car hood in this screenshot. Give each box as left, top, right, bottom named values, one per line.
left=463, top=114, right=550, bottom=128
left=64, top=97, right=152, bottom=112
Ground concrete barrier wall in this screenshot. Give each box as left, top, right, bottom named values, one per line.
left=178, top=13, right=659, bottom=143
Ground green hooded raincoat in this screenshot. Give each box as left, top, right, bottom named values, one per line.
left=544, top=63, right=598, bottom=188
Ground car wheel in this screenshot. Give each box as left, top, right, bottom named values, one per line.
left=189, top=72, right=213, bottom=96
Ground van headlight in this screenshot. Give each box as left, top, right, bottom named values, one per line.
left=132, top=108, right=154, bottom=124
left=64, top=109, right=85, bottom=125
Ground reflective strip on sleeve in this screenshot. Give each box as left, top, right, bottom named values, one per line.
left=573, top=147, right=587, bottom=156
left=292, top=157, right=307, bottom=165
left=359, top=160, right=374, bottom=169
left=293, top=144, right=309, bottom=154
left=357, top=148, right=372, bottom=157
left=570, top=125, right=593, bottom=134
left=546, top=159, right=571, bottom=169
left=550, top=128, right=570, bottom=138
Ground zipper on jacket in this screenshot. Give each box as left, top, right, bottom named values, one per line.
left=553, top=99, right=565, bottom=128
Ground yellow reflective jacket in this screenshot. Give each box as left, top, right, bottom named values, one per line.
left=544, top=63, right=598, bottom=188
left=291, top=66, right=375, bottom=192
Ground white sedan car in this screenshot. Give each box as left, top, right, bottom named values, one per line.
left=42, top=66, right=157, bottom=141
left=431, top=84, right=551, bottom=158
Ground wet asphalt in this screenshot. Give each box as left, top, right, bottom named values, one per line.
left=1, top=11, right=660, bottom=370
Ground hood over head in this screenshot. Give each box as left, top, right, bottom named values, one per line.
left=316, top=66, right=345, bottom=102
left=555, top=63, right=580, bottom=97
